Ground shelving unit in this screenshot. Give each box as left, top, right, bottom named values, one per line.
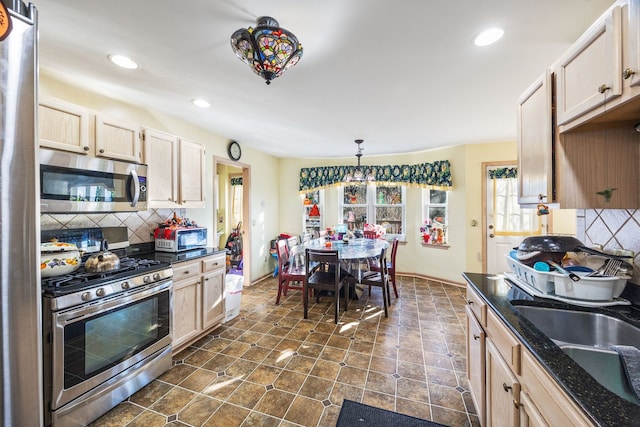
left=302, top=190, right=323, bottom=237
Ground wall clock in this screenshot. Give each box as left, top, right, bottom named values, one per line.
left=227, top=140, right=241, bottom=161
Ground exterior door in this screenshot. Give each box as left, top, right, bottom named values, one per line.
left=486, top=165, right=544, bottom=274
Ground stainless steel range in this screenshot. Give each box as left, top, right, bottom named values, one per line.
left=41, top=229, right=173, bottom=427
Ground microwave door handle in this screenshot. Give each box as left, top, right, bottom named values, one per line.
left=129, top=170, right=140, bottom=207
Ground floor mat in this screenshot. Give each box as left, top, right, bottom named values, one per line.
left=336, top=400, right=449, bottom=427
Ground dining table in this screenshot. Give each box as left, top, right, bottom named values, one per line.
left=298, top=237, right=390, bottom=299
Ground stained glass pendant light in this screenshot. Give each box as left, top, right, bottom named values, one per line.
left=230, top=16, right=303, bottom=85
left=344, top=139, right=375, bottom=183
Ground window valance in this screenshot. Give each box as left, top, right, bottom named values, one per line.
left=489, top=167, right=517, bottom=179
left=299, top=161, right=452, bottom=192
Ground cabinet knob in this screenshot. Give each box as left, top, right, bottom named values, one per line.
left=473, top=334, right=480, bottom=340
left=489, top=234, right=495, bottom=238
left=597, top=84, right=610, bottom=94
left=502, top=383, right=512, bottom=392
left=623, top=68, right=635, bottom=80
left=513, top=399, right=519, bottom=409
left=99, top=148, right=105, bottom=153
left=167, top=198, right=172, bottom=201
left=182, top=200, right=186, bottom=203
left=184, top=270, right=189, bottom=274
left=83, top=146, right=90, bottom=151
left=205, top=278, right=209, bottom=281
left=467, top=300, right=474, bottom=305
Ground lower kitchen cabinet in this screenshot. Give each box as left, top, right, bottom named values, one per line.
left=465, top=283, right=594, bottom=426
left=172, top=253, right=225, bottom=351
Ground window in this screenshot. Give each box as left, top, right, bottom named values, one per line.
left=302, top=189, right=323, bottom=237
left=338, top=184, right=406, bottom=240
left=422, top=189, right=448, bottom=244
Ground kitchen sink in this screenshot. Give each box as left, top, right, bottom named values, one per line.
left=513, top=305, right=640, bottom=404
left=513, top=305, right=640, bottom=348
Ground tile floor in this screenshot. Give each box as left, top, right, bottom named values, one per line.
left=90, top=275, right=480, bottom=427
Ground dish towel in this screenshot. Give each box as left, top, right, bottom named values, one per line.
left=611, top=345, right=640, bottom=400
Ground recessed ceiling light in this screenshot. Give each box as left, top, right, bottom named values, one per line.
left=192, top=99, right=211, bottom=108
left=474, top=28, right=504, bottom=46
left=108, top=54, right=138, bottom=69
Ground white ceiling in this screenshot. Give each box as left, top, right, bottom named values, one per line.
left=34, top=0, right=615, bottom=158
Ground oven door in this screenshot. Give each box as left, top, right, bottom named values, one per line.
left=49, top=280, right=172, bottom=410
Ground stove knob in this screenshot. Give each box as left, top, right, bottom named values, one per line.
left=81, top=292, right=91, bottom=301
left=122, top=282, right=130, bottom=290
left=96, top=288, right=106, bottom=297
left=144, top=276, right=151, bottom=283
left=153, top=273, right=161, bottom=281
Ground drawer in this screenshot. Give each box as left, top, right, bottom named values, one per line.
left=173, top=260, right=201, bottom=281
left=487, top=309, right=521, bottom=375
left=466, top=285, right=487, bottom=327
left=202, top=254, right=225, bottom=272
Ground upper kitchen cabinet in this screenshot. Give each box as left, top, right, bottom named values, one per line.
left=557, top=0, right=640, bottom=131
left=517, top=71, right=554, bottom=206
left=39, top=98, right=90, bottom=154
left=178, top=139, right=206, bottom=208
left=144, top=131, right=206, bottom=208
left=39, top=98, right=143, bottom=163
left=144, top=128, right=178, bottom=208
left=95, top=115, right=142, bottom=163
left=556, top=5, right=622, bottom=128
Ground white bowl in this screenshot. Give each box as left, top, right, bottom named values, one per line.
left=40, top=242, right=81, bottom=278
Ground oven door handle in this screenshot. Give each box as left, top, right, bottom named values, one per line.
left=55, top=279, right=172, bottom=324
left=129, top=170, right=140, bottom=207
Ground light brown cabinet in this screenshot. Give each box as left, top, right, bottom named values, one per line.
left=144, top=128, right=179, bottom=207
left=517, top=0, right=640, bottom=209
left=143, top=130, right=206, bottom=208
left=172, top=253, right=225, bottom=352
left=556, top=5, right=623, bottom=127
left=516, top=71, right=553, bottom=205
left=465, top=284, right=594, bottom=427
left=39, top=98, right=143, bottom=163
left=178, top=139, right=206, bottom=208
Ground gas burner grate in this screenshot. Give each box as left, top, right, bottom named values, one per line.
left=42, top=258, right=165, bottom=291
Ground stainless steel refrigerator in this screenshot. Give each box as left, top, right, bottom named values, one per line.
left=0, top=1, right=42, bottom=426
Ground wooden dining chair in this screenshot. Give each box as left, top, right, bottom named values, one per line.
left=275, top=239, right=306, bottom=304
left=304, top=248, right=349, bottom=324
left=369, top=238, right=399, bottom=298
left=358, top=247, right=390, bottom=317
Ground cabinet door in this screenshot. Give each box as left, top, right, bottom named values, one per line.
left=202, top=268, right=225, bottom=329
left=95, top=115, right=142, bottom=163
left=39, top=99, right=91, bottom=154
left=178, top=139, right=205, bottom=208
left=624, top=0, right=640, bottom=89
left=173, top=277, right=202, bottom=349
left=466, top=306, right=486, bottom=426
left=556, top=6, right=622, bottom=126
left=519, top=391, right=548, bottom=427
left=517, top=71, right=554, bottom=205
left=144, top=128, right=178, bottom=208
left=486, top=338, right=520, bottom=427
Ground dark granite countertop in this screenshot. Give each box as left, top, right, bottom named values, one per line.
left=127, top=244, right=226, bottom=264
left=463, top=272, right=640, bottom=427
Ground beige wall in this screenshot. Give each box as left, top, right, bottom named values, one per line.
left=280, top=141, right=517, bottom=283
left=40, top=72, right=281, bottom=281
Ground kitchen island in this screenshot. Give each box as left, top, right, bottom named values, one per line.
left=463, top=272, right=640, bottom=427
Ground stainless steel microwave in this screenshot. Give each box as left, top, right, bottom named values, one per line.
left=40, top=148, right=148, bottom=212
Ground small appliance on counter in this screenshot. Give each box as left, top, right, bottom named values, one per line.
left=154, top=226, right=208, bottom=252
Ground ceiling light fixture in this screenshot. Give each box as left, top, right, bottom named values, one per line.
left=344, top=139, right=375, bottom=183
left=230, top=16, right=303, bottom=85
left=474, top=28, right=504, bottom=46
left=108, top=54, right=138, bottom=69
left=191, top=99, right=211, bottom=108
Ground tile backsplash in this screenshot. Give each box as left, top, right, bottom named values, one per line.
left=41, top=209, right=186, bottom=244
left=576, top=209, right=640, bottom=283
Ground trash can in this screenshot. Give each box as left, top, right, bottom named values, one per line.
left=224, top=273, right=243, bottom=322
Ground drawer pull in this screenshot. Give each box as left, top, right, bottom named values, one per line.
left=467, top=300, right=474, bottom=305
left=473, top=334, right=480, bottom=340
left=598, top=84, right=610, bottom=94
left=623, top=68, right=635, bottom=79
left=503, top=383, right=512, bottom=392
left=183, top=270, right=189, bottom=274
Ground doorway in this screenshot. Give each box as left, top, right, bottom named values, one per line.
left=483, top=162, right=544, bottom=274
left=214, top=157, right=251, bottom=285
